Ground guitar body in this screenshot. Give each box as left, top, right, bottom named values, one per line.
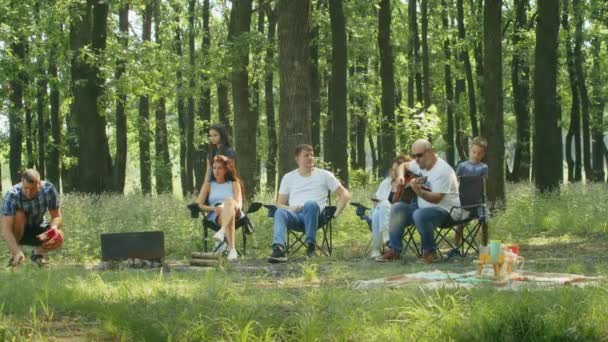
left=392, top=174, right=429, bottom=204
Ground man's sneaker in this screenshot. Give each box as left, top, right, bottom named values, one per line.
left=227, top=248, right=238, bottom=261
left=31, top=251, right=48, bottom=268
left=306, top=243, right=316, bottom=258
left=447, top=248, right=462, bottom=259
left=421, top=250, right=440, bottom=264
left=375, top=249, right=400, bottom=262
left=268, top=245, right=288, bottom=263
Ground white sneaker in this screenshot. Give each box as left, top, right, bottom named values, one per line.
left=369, top=249, right=382, bottom=259
left=213, top=229, right=225, bottom=242
left=227, top=248, right=238, bottom=261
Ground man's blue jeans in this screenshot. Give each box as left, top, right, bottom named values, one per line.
left=388, top=201, right=452, bottom=254
left=272, top=201, right=320, bottom=247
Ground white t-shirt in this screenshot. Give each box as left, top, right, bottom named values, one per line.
left=409, top=157, right=461, bottom=219
left=278, top=168, right=341, bottom=209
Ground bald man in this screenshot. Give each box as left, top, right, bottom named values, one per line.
left=377, top=139, right=461, bottom=263
left=2, top=169, right=63, bottom=267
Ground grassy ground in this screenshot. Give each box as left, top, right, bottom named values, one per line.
left=1, top=183, right=608, bottom=341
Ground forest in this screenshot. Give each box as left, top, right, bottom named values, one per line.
left=1, top=0, right=606, bottom=202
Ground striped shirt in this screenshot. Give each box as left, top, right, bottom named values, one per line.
left=2, top=181, right=60, bottom=225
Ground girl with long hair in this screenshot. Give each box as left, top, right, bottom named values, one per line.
left=197, top=155, right=244, bottom=260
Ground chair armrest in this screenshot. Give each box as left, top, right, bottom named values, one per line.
left=322, top=206, right=337, bottom=219
left=187, top=203, right=201, bottom=218
left=350, top=202, right=370, bottom=218
left=245, top=202, right=263, bottom=215
left=263, top=204, right=278, bottom=218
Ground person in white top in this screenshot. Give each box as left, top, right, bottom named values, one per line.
left=377, top=139, right=461, bottom=264
left=268, top=144, right=351, bottom=263
left=367, top=155, right=410, bottom=259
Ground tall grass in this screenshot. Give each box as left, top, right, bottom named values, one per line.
left=1, top=184, right=608, bottom=340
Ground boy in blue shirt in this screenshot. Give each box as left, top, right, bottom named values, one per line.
left=448, top=137, right=488, bottom=258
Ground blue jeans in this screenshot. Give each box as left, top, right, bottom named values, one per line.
left=272, top=201, right=321, bottom=247
left=388, top=201, right=452, bottom=254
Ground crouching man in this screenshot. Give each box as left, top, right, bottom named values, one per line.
left=2, top=169, right=64, bottom=267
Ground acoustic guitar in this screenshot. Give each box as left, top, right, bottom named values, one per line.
left=392, top=173, right=429, bottom=204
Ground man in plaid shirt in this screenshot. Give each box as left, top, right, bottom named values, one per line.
left=2, top=169, right=64, bottom=267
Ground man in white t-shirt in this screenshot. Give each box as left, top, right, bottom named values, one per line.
left=377, top=139, right=460, bottom=263
left=268, top=144, right=351, bottom=263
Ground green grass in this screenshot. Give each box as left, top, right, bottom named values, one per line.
left=1, top=183, right=608, bottom=341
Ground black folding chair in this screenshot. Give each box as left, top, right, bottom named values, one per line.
left=187, top=202, right=262, bottom=255
left=433, top=175, right=487, bottom=257
left=350, top=202, right=373, bottom=254
left=264, top=204, right=337, bottom=256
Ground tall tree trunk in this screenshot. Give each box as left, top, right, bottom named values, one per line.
left=47, top=27, right=61, bottom=187
left=25, top=78, right=34, bottom=169
left=310, top=1, right=322, bottom=156
left=250, top=0, right=264, bottom=190
left=323, top=70, right=334, bottom=163
left=186, top=0, right=196, bottom=194
left=138, top=4, right=153, bottom=194
left=231, top=0, right=256, bottom=198
left=173, top=5, right=188, bottom=197
left=114, top=4, right=129, bottom=193
left=72, top=0, right=112, bottom=193
left=534, top=0, right=562, bottom=193
left=455, top=78, right=468, bottom=161
left=421, top=0, right=432, bottom=107
left=355, top=61, right=368, bottom=170
left=510, top=0, right=531, bottom=182
left=218, top=6, right=235, bottom=137
left=409, top=0, right=423, bottom=105
left=442, top=0, right=455, bottom=167
left=328, top=0, right=348, bottom=185
left=277, top=0, right=312, bottom=178
left=9, top=34, right=25, bottom=184
left=483, top=0, right=505, bottom=205
left=217, top=84, right=232, bottom=132
left=590, top=38, right=605, bottom=182
left=378, top=0, right=396, bottom=173
left=573, top=0, right=591, bottom=181
left=562, top=0, right=582, bottom=182
left=36, top=53, right=47, bottom=178
left=154, top=0, right=173, bottom=194
left=196, top=0, right=212, bottom=191
left=349, top=65, right=357, bottom=170
left=368, top=128, right=378, bottom=177
left=265, top=5, right=278, bottom=191
left=457, top=0, right=479, bottom=137
left=470, top=0, right=484, bottom=126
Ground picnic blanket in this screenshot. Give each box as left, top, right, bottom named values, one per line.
left=352, top=269, right=603, bottom=290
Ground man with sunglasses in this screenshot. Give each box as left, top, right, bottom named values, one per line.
left=377, top=139, right=460, bottom=263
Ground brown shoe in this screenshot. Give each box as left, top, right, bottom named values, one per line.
left=376, top=249, right=401, bottom=262
left=421, top=250, right=439, bottom=264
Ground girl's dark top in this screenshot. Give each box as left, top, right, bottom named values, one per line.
left=207, top=146, right=236, bottom=164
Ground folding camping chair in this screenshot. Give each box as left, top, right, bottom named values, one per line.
left=350, top=202, right=373, bottom=255
left=187, top=202, right=262, bottom=255
left=264, top=198, right=337, bottom=257
left=352, top=202, right=422, bottom=257
left=433, top=175, right=487, bottom=257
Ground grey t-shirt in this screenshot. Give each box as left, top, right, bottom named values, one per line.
left=456, top=161, right=488, bottom=177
